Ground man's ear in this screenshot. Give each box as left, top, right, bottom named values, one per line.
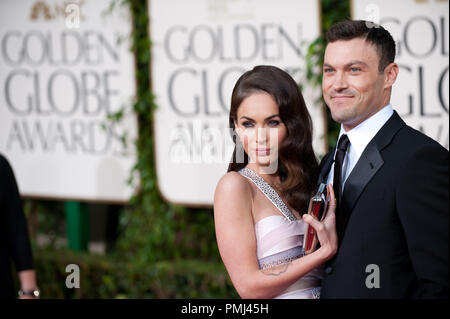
left=384, top=62, right=399, bottom=89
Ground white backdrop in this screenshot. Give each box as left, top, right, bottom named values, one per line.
left=352, top=0, right=449, bottom=149
left=149, top=0, right=325, bottom=206
left=0, top=0, right=137, bottom=202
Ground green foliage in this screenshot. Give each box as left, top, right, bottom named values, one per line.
left=306, top=0, right=351, bottom=150
left=112, top=0, right=220, bottom=266
left=33, top=248, right=237, bottom=298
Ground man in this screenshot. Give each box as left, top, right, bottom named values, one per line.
left=0, top=154, right=39, bottom=299
left=318, top=20, right=448, bottom=298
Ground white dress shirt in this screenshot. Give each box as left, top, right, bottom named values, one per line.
left=326, top=104, right=394, bottom=192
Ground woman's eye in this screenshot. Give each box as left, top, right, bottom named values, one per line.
left=242, top=121, right=253, bottom=127
left=268, top=120, right=280, bottom=126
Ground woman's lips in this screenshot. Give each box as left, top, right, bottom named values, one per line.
left=254, top=148, right=271, bottom=155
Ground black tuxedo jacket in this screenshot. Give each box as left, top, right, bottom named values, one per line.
left=319, top=111, right=448, bottom=299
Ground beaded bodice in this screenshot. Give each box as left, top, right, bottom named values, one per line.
left=238, top=167, right=297, bottom=221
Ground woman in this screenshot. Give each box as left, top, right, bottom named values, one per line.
left=214, top=65, right=337, bottom=299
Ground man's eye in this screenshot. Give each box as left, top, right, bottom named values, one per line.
left=324, top=68, right=334, bottom=73
left=350, top=67, right=361, bottom=72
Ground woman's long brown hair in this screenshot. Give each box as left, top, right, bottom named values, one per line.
left=227, top=65, right=319, bottom=215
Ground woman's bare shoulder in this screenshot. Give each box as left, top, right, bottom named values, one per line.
left=214, top=171, right=253, bottom=202
left=214, top=171, right=254, bottom=225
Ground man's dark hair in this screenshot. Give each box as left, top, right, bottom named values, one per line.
left=326, top=20, right=396, bottom=73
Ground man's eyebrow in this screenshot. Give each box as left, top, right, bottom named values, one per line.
left=323, top=61, right=369, bottom=68
left=239, top=114, right=280, bottom=121
left=344, top=60, right=368, bottom=68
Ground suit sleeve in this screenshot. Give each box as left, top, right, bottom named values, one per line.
left=396, top=143, right=449, bottom=298
left=0, top=155, right=34, bottom=272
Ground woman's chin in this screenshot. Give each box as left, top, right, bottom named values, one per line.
left=249, top=155, right=278, bottom=170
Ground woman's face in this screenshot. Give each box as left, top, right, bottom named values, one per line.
left=234, top=92, right=287, bottom=172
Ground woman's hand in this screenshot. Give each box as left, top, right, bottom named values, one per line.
left=302, top=184, right=338, bottom=261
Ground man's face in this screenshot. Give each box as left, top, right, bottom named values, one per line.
left=322, top=38, right=388, bottom=131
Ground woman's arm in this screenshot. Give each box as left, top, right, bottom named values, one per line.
left=214, top=172, right=337, bottom=299
left=17, top=270, right=38, bottom=299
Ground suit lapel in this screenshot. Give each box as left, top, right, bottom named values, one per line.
left=338, top=111, right=406, bottom=239
left=340, top=144, right=384, bottom=214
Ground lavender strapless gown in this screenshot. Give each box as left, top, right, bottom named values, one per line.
left=239, top=167, right=323, bottom=299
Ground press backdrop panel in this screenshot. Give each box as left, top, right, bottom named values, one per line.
left=0, top=0, right=137, bottom=202
left=150, top=0, right=325, bottom=206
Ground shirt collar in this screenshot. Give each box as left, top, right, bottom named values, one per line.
left=337, top=104, right=394, bottom=158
